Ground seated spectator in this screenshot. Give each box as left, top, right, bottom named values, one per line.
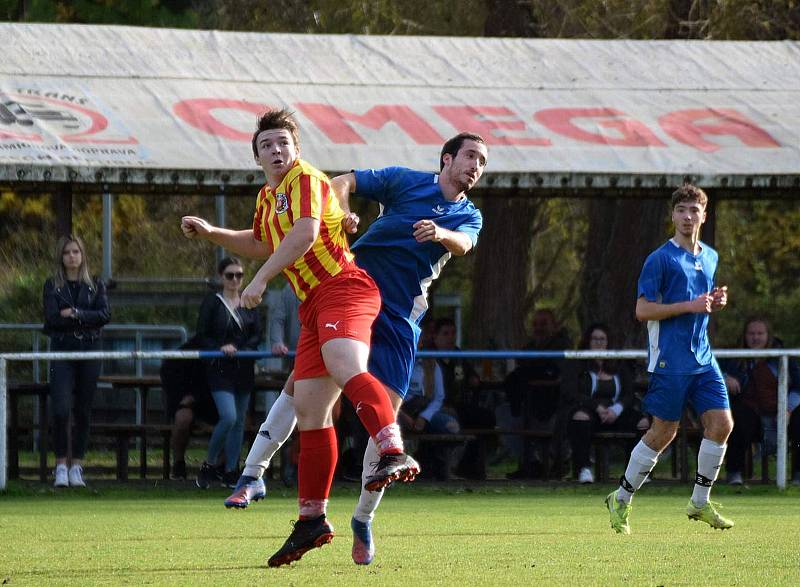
left=399, top=352, right=462, bottom=480
left=504, top=309, right=571, bottom=479
left=434, top=317, right=493, bottom=479
left=401, top=354, right=461, bottom=436
left=161, top=336, right=218, bottom=480
left=721, top=317, right=800, bottom=485
left=562, top=323, right=649, bottom=484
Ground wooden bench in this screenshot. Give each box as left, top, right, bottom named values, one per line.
left=90, top=423, right=173, bottom=481
left=7, top=382, right=50, bottom=482
left=591, top=431, right=638, bottom=482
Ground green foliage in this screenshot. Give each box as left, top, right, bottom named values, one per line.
left=529, top=198, right=588, bottom=337
left=199, top=0, right=486, bottom=35
left=7, top=0, right=199, bottom=28
left=714, top=199, right=800, bottom=347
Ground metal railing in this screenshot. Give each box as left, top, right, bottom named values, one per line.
left=0, top=323, right=189, bottom=381
left=1, top=348, right=797, bottom=490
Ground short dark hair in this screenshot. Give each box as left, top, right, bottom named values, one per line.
left=439, top=132, right=485, bottom=171
left=671, top=183, right=708, bottom=209
left=251, top=108, right=300, bottom=158
left=217, top=256, right=242, bottom=275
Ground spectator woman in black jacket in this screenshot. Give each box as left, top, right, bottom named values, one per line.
left=195, top=257, right=262, bottom=489
left=562, top=323, right=649, bottom=484
left=43, top=235, right=110, bottom=488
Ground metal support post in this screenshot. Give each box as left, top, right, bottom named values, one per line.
left=776, top=355, right=788, bottom=489
left=102, top=189, right=113, bottom=282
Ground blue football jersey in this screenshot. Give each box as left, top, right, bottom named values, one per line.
left=351, top=166, right=482, bottom=323
left=637, top=239, right=719, bottom=374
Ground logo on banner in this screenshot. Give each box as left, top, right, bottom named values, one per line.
left=275, top=193, right=289, bottom=214
left=0, top=88, right=144, bottom=165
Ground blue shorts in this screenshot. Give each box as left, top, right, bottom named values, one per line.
left=367, top=308, right=420, bottom=400
left=643, top=364, right=730, bottom=422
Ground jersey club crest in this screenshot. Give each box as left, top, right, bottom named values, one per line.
left=275, top=193, right=289, bottom=214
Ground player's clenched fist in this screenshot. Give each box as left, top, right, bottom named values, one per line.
left=688, top=293, right=713, bottom=314
left=412, top=219, right=443, bottom=243
left=710, top=285, right=728, bottom=311
left=240, top=279, right=266, bottom=309
left=180, top=216, right=212, bottom=239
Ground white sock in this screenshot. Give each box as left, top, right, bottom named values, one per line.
left=353, top=438, right=384, bottom=523
left=618, top=440, right=661, bottom=504
left=691, top=438, right=727, bottom=507
left=241, top=391, right=297, bottom=479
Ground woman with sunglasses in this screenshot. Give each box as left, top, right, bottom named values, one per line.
left=43, top=234, right=110, bottom=488
left=195, top=257, right=262, bottom=489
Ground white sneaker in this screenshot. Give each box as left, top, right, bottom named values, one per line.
left=68, top=465, right=86, bottom=487
left=578, top=466, right=594, bottom=484
left=54, top=464, right=69, bottom=488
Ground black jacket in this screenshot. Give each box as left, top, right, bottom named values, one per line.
left=43, top=277, right=110, bottom=342
left=196, top=292, right=262, bottom=392
left=560, top=360, right=635, bottom=416
left=161, top=336, right=218, bottom=424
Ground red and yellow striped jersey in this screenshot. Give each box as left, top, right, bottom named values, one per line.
left=252, top=159, right=355, bottom=301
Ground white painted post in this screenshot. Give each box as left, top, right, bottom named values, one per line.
left=776, top=355, right=788, bottom=490
left=1, top=358, right=7, bottom=490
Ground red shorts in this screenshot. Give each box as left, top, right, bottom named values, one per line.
left=293, top=268, right=381, bottom=381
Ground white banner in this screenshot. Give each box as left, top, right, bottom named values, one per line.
left=2, top=24, right=799, bottom=185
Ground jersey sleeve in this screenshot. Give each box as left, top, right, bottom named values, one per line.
left=252, top=189, right=266, bottom=241
left=457, top=208, right=483, bottom=247
left=637, top=250, right=664, bottom=301
left=291, top=173, right=325, bottom=220
left=352, top=166, right=406, bottom=206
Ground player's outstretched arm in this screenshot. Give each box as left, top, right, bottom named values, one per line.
left=635, top=294, right=712, bottom=322
left=180, top=216, right=270, bottom=259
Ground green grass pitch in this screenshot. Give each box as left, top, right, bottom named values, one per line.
left=1, top=483, right=799, bottom=586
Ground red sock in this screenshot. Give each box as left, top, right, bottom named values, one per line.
left=298, top=427, right=337, bottom=519
left=343, top=372, right=403, bottom=454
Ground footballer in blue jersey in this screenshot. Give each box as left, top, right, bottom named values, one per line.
left=348, top=165, right=482, bottom=398
left=225, top=133, right=489, bottom=565
left=606, top=184, right=736, bottom=535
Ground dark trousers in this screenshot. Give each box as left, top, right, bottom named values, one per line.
left=49, top=338, right=101, bottom=460
left=567, top=409, right=642, bottom=474
left=455, top=404, right=495, bottom=479
left=727, top=403, right=760, bottom=475
left=728, top=402, right=800, bottom=475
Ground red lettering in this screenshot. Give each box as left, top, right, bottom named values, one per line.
left=0, top=130, right=42, bottom=141
left=659, top=108, right=780, bottom=152
left=433, top=105, right=550, bottom=146
left=534, top=108, right=666, bottom=147
left=173, top=98, right=271, bottom=141
left=296, top=103, right=443, bottom=144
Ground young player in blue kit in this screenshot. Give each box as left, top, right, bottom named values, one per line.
left=606, top=184, right=734, bottom=535
left=225, top=132, right=488, bottom=564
